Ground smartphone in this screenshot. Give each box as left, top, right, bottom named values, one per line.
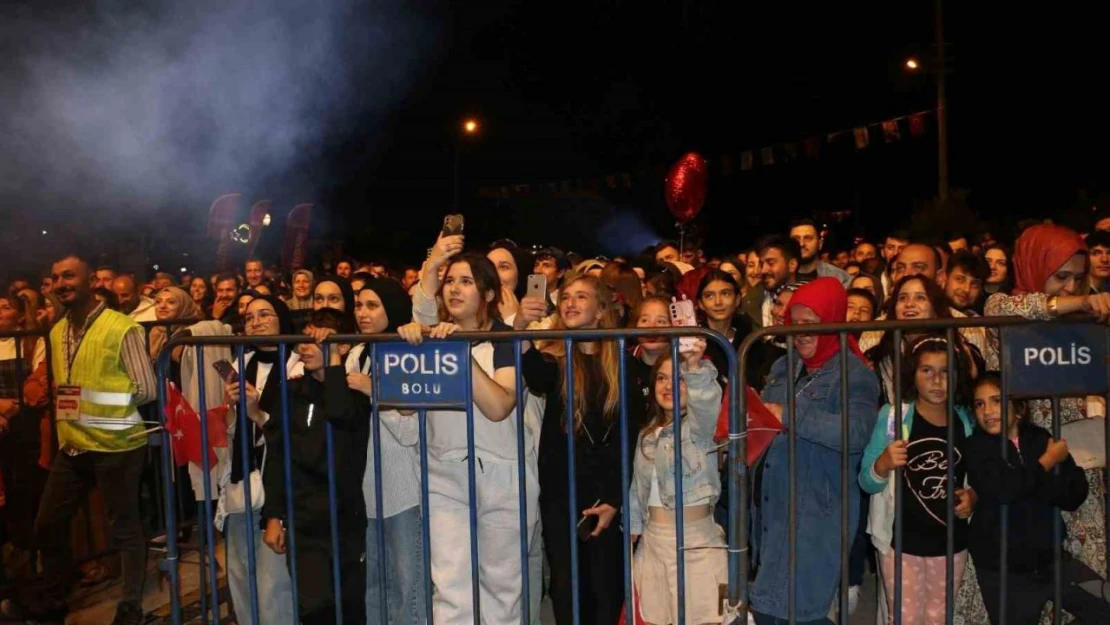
left=526, top=274, right=547, bottom=301
left=576, top=498, right=602, bottom=542
left=441, top=214, right=465, bottom=236
left=669, top=298, right=698, bottom=353
left=212, top=359, right=239, bottom=384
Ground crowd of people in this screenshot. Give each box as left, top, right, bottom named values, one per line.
left=0, top=209, right=1109, bottom=625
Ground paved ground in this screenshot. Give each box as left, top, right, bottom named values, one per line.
left=53, top=532, right=885, bottom=624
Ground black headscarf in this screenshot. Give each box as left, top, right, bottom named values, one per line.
left=232, top=294, right=296, bottom=484
left=313, top=274, right=355, bottom=315
left=359, top=278, right=412, bottom=333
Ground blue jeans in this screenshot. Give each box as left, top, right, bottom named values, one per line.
left=752, top=611, right=834, bottom=625
left=365, top=505, right=428, bottom=624
left=224, top=511, right=295, bottom=625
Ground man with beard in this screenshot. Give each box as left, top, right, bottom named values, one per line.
left=212, top=271, right=240, bottom=321
left=755, top=235, right=802, bottom=329
left=789, top=219, right=851, bottom=287
left=3, top=254, right=156, bottom=625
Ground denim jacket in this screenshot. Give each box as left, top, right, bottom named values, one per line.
left=628, top=361, right=722, bottom=535
left=749, top=352, right=880, bottom=622
left=859, top=402, right=975, bottom=555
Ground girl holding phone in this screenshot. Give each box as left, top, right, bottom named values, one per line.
left=520, top=275, right=645, bottom=625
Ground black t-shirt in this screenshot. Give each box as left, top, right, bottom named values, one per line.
left=900, top=415, right=969, bottom=556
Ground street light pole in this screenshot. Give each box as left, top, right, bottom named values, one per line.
left=454, top=118, right=479, bottom=211
left=935, top=0, right=949, bottom=203
left=453, top=144, right=461, bottom=210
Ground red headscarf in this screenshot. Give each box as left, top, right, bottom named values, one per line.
left=785, top=277, right=867, bottom=369
left=1012, top=224, right=1087, bottom=295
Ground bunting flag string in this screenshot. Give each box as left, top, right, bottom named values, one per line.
left=476, top=108, right=936, bottom=201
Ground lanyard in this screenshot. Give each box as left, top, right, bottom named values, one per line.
left=63, top=311, right=96, bottom=384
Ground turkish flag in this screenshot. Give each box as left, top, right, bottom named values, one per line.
left=164, top=383, right=226, bottom=468
left=714, top=384, right=784, bottom=467
left=617, top=581, right=646, bottom=625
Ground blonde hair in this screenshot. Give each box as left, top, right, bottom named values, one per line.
left=540, top=275, right=622, bottom=432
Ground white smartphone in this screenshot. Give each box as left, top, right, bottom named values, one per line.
left=526, top=274, right=547, bottom=301
left=669, top=298, right=698, bottom=353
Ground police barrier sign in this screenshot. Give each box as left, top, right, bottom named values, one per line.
left=1004, top=323, right=1108, bottom=398
left=374, top=341, right=470, bottom=407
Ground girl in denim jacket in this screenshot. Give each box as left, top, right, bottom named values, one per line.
left=859, top=335, right=977, bottom=625
left=629, top=339, right=727, bottom=625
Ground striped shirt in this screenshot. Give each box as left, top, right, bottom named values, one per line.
left=65, top=301, right=157, bottom=406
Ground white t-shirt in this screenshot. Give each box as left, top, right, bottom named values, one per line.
left=426, top=324, right=522, bottom=462
left=0, top=337, right=46, bottom=370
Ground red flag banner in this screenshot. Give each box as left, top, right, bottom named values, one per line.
left=163, top=383, right=225, bottom=468
left=853, top=127, right=870, bottom=149
left=246, top=200, right=271, bottom=258
left=281, top=203, right=313, bottom=270
left=207, top=193, right=242, bottom=271
left=909, top=113, right=927, bottom=138
left=882, top=120, right=901, bottom=143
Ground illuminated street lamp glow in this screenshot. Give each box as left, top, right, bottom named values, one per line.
left=905, top=58, right=919, bottom=70
left=463, top=119, right=478, bottom=134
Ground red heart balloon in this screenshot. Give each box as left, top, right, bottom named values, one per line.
left=664, top=153, right=708, bottom=223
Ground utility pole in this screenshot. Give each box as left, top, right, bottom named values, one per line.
left=935, top=0, right=949, bottom=203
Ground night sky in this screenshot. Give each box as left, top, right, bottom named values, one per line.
left=2, top=0, right=1107, bottom=277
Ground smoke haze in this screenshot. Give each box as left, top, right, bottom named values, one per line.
left=0, top=0, right=442, bottom=221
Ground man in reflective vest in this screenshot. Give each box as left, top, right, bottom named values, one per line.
left=3, top=254, right=156, bottom=625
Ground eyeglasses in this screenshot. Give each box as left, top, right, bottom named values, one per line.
left=243, top=310, right=278, bottom=324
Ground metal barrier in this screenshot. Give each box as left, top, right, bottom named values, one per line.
left=156, top=326, right=741, bottom=625
left=736, top=316, right=1110, bottom=625
left=150, top=316, right=1110, bottom=625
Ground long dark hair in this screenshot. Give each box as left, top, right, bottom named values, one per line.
left=867, top=274, right=951, bottom=366
left=441, top=253, right=501, bottom=328
left=900, top=333, right=974, bottom=408
left=972, top=371, right=1028, bottom=426
left=638, top=352, right=685, bottom=460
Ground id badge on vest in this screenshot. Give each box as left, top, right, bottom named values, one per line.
left=56, top=385, right=81, bottom=422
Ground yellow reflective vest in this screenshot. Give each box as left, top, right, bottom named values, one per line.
left=51, top=310, right=147, bottom=452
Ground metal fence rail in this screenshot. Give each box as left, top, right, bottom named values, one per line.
left=137, top=315, right=1110, bottom=624
left=736, top=315, right=1110, bottom=625
left=157, top=326, right=741, bottom=625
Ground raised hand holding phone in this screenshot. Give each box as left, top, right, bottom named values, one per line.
left=669, top=297, right=698, bottom=353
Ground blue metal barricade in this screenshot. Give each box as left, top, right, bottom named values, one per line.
left=152, top=316, right=1109, bottom=625
left=156, top=326, right=740, bottom=625
left=735, top=316, right=1110, bottom=625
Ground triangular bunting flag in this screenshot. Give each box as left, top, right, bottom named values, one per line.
left=909, top=113, right=927, bottom=138
left=853, top=127, right=869, bottom=149
left=804, top=137, right=820, bottom=158
left=882, top=120, right=901, bottom=143
left=761, top=147, right=774, bottom=166
left=740, top=151, right=753, bottom=171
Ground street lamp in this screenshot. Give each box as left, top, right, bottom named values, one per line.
left=454, top=117, right=481, bottom=210
left=901, top=0, right=948, bottom=203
